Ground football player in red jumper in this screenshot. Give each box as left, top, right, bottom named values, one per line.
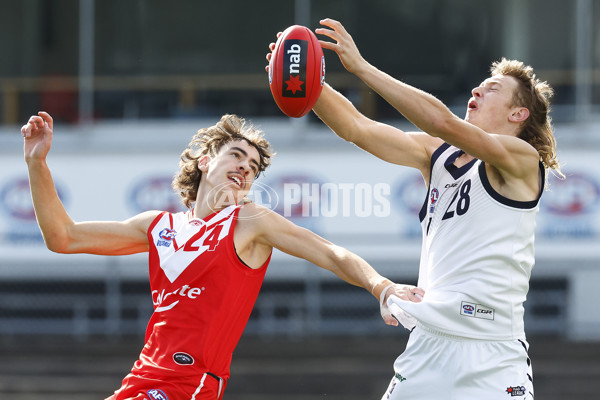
left=21, top=111, right=424, bottom=400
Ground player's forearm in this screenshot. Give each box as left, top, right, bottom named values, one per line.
left=313, top=84, right=363, bottom=143
left=328, top=246, right=393, bottom=301
left=355, top=61, right=457, bottom=139
left=26, top=158, right=75, bottom=252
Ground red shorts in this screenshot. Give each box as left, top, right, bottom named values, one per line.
left=105, top=372, right=226, bottom=400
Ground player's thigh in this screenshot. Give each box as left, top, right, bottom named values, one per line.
left=380, top=328, right=533, bottom=400
left=381, top=328, right=455, bottom=399
left=457, top=339, right=534, bottom=399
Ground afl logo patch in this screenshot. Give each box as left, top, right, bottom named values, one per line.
left=147, top=389, right=169, bottom=400
left=462, top=304, right=475, bottom=315
left=173, top=352, right=194, bottom=365
left=158, top=228, right=176, bottom=241
left=430, top=188, right=439, bottom=204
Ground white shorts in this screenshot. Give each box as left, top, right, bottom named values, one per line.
left=381, top=324, right=534, bottom=400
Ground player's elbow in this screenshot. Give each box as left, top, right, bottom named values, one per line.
left=324, top=243, right=346, bottom=259
left=43, top=233, right=73, bottom=254
left=45, top=240, right=68, bottom=254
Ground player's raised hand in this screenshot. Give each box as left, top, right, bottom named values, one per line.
left=21, top=111, right=54, bottom=162
left=316, top=18, right=365, bottom=75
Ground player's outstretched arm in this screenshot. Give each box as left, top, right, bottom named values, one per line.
left=316, top=18, right=540, bottom=182
left=266, top=34, right=439, bottom=173
left=246, top=205, right=423, bottom=325
left=22, top=112, right=157, bottom=255
left=316, top=18, right=462, bottom=144
left=313, top=83, right=440, bottom=173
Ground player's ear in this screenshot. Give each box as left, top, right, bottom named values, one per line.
left=198, top=155, right=210, bottom=172
left=509, top=107, right=529, bottom=123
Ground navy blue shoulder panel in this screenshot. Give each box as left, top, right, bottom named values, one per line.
left=419, top=143, right=450, bottom=221
left=478, top=161, right=545, bottom=209
left=431, top=142, right=450, bottom=167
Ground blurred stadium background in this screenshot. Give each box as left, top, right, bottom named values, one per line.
left=0, top=0, right=599, bottom=399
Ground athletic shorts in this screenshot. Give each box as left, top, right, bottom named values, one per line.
left=105, top=371, right=226, bottom=400
left=381, top=324, right=534, bottom=400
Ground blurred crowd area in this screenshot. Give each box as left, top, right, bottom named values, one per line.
left=0, top=0, right=598, bottom=129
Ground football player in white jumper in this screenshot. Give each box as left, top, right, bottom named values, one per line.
left=308, top=17, right=563, bottom=400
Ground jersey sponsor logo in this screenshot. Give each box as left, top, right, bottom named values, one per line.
left=157, top=228, right=177, bottom=247
left=429, top=188, right=439, bottom=213
left=460, top=301, right=495, bottom=320
left=147, top=389, right=169, bottom=400
left=173, top=352, right=195, bottom=365
left=152, top=285, right=205, bottom=312
left=506, top=386, right=526, bottom=396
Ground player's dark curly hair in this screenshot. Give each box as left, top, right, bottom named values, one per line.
left=491, top=58, right=564, bottom=178
left=172, top=114, right=274, bottom=208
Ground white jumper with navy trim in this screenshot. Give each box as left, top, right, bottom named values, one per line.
left=390, top=143, right=544, bottom=340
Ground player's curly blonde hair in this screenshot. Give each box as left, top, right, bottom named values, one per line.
left=491, top=58, right=564, bottom=178
left=172, top=114, right=274, bottom=208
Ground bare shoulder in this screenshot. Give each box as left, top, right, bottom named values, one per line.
left=485, top=135, right=542, bottom=200
left=491, top=134, right=540, bottom=177
left=238, top=201, right=270, bottom=219
left=237, top=203, right=268, bottom=232
left=125, top=210, right=164, bottom=233
left=237, top=202, right=294, bottom=240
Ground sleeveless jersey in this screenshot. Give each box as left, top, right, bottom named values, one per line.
left=127, top=205, right=270, bottom=385
left=396, top=143, right=544, bottom=340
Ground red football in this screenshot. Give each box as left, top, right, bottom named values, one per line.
left=269, top=25, right=325, bottom=118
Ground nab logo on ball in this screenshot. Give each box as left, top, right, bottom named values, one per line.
left=269, top=25, right=325, bottom=118
left=282, top=40, right=307, bottom=98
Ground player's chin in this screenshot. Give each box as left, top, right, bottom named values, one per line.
left=464, top=111, right=477, bottom=123
left=234, top=188, right=252, bottom=204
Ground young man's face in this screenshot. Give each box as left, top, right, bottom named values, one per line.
left=465, top=74, right=522, bottom=133
left=200, top=140, right=261, bottom=206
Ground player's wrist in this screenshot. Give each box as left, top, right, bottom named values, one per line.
left=372, top=279, right=394, bottom=304
left=25, top=156, right=49, bottom=170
